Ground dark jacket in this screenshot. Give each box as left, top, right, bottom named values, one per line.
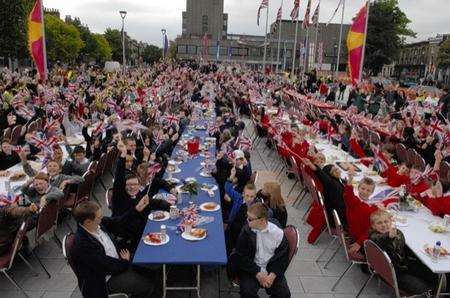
left=0, top=151, right=20, bottom=170
left=230, top=224, right=289, bottom=277
left=111, top=157, right=170, bottom=217
left=71, top=212, right=142, bottom=298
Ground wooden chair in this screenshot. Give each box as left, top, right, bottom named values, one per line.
left=359, top=240, right=432, bottom=297
left=395, top=143, right=407, bottom=163
left=10, top=125, right=23, bottom=145
left=0, top=221, right=37, bottom=298
left=3, top=127, right=12, bottom=140
left=32, top=200, right=61, bottom=278
left=95, top=153, right=108, bottom=190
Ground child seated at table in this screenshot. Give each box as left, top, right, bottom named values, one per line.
left=63, top=145, right=90, bottom=176
left=230, top=203, right=291, bottom=298
left=344, top=170, right=397, bottom=254
left=369, top=210, right=439, bottom=295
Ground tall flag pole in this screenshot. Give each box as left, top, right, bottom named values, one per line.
left=347, top=1, right=369, bottom=85
left=312, top=0, right=321, bottom=69
left=290, top=0, right=300, bottom=77
left=260, top=0, right=270, bottom=72
left=359, top=1, right=370, bottom=83
left=303, top=0, right=312, bottom=72
left=335, top=0, right=346, bottom=78
left=163, top=32, right=169, bottom=60
left=216, top=39, right=220, bottom=61
left=326, top=0, right=343, bottom=27
left=28, top=0, right=47, bottom=80
left=276, top=1, right=283, bottom=73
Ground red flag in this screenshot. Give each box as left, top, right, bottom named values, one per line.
left=347, top=2, right=369, bottom=85
left=28, top=0, right=47, bottom=80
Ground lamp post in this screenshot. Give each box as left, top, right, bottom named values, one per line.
left=333, top=44, right=338, bottom=74
left=161, top=29, right=167, bottom=60
left=119, top=10, right=127, bottom=72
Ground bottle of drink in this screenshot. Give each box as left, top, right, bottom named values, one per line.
left=160, top=225, right=167, bottom=242
left=432, top=241, right=441, bottom=261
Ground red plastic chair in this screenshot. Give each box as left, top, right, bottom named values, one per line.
left=284, top=225, right=300, bottom=269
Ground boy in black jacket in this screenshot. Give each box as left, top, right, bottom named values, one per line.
left=230, top=203, right=291, bottom=298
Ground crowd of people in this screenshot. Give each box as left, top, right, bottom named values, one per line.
left=1, top=61, right=450, bottom=297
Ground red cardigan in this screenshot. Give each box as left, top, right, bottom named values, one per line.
left=422, top=195, right=450, bottom=217
left=343, top=185, right=397, bottom=245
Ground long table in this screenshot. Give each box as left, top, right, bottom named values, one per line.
left=308, top=135, right=450, bottom=296
left=132, top=121, right=227, bottom=297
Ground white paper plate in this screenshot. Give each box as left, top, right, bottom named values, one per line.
left=148, top=211, right=170, bottom=221
left=199, top=171, right=212, bottom=177
left=200, top=202, right=220, bottom=212
left=200, top=184, right=218, bottom=192
left=143, top=234, right=170, bottom=246
left=181, top=231, right=207, bottom=241
left=185, top=177, right=197, bottom=183
left=395, top=221, right=408, bottom=227
left=167, top=168, right=181, bottom=174
left=176, top=185, right=189, bottom=194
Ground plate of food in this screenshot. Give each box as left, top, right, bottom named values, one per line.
left=195, top=125, right=206, bottom=130
left=199, top=171, right=212, bottom=177
left=205, top=137, right=216, bottom=142
left=201, top=183, right=218, bottom=192
left=394, top=215, right=408, bottom=227
left=148, top=211, right=170, bottom=221
left=185, top=177, right=197, bottom=183
left=422, top=244, right=450, bottom=258
left=366, top=170, right=378, bottom=176
left=336, top=162, right=361, bottom=172
left=143, top=232, right=170, bottom=246
left=166, top=177, right=180, bottom=184
left=9, top=171, right=26, bottom=181
left=181, top=228, right=207, bottom=241
left=200, top=202, right=220, bottom=212
left=429, top=223, right=449, bottom=233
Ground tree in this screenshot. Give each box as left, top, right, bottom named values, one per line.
left=104, top=28, right=124, bottom=62
left=91, top=34, right=112, bottom=63
left=0, top=0, right=34, bottom=60
left=364, top=0, right=416, bottom=75
left=142, top=44, right=162, bottom=64
left=44, top=15, right=84, bottom=63
left=437, top=39, right=450, bottom=68
left=168, top=41, right=177, bottom=60
left=65, top=16, right=96, bottom=63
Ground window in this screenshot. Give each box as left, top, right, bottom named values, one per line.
left=177, top=45, right=187, bottom=54
left=187, top=45, right=197, bottom=54
left=202, top=15, right=208, bottom=33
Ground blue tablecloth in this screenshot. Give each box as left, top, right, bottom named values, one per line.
left=133, top=126, right=227, bottom=265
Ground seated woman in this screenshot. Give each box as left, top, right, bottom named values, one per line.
left=258, top=181, right=288, bottom=228
left=369, top=210, right=439, bottom=295
left=0, top=138, right=21, bottom=171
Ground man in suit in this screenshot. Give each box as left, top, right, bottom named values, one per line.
left=71, top=200, right=156, bottom=298
left=230, top=203, right=291, bottom=298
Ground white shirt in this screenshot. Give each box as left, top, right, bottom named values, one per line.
left=253, top=222, right=284, bottom=273
left=85, top=226, right=119, bottom=259
left=84, top=226, right=119, bottom=281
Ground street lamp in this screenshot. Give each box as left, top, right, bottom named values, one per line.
left=161, top=29, right=167, bottom=60
left=119, top=10, right=127, bottom=72
left=333, top=44, right=338, bottom=73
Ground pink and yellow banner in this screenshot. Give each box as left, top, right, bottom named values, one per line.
left=28, top=0, right=47, bottom=80
left=347, top=2, right=368, bottom=85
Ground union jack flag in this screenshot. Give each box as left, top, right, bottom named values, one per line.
left=44, top=119, right=60, bottom=133
left=92, top=122, right=105, bottom=136
left=257, top=0, right=269, bottom=26
left=30, top=135, right=57, bottom=154
left=272, top=5, right=283, bottom=33
left=430, top=119, right=444, bottom=136
left=235, top=136, right=253, bottom=151
left=311, top=0, right=320, bottom=27
left=303, top=0, right=312, bottom=29
left=290, top=0, right=300, bottom=21
left=162, top=114, right=179, bottom=126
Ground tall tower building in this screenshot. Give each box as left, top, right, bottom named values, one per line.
left=182, top=0, right=228, bottom=40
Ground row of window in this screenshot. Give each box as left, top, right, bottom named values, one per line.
left=177, top=44, right=295, bottom=58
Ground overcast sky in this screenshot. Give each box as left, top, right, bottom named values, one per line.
left=44, top=0, right=450, bottom=46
